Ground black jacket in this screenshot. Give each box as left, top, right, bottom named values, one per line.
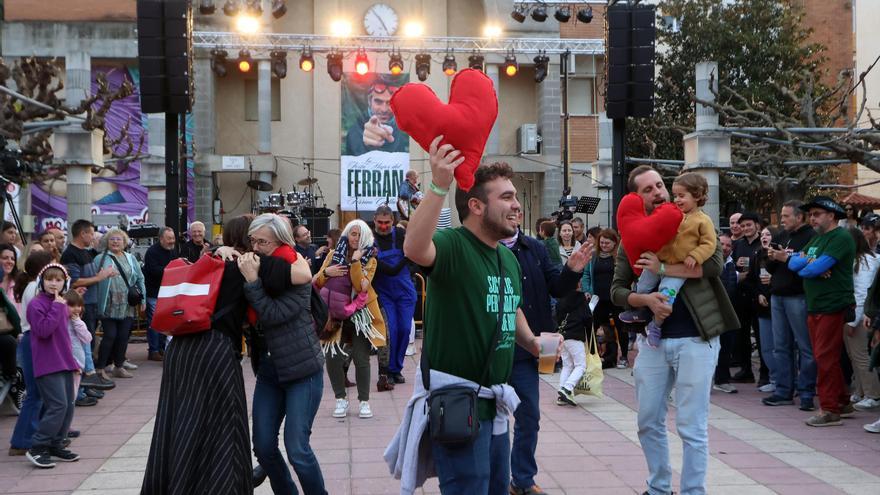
left=244, top=280, right=324, bottom=384
left=508, top=232, right=582, bottom=360
left=142, top=243, right=178, bottom=298
left=767, top=224, right=816, bottom=297
left=555, top=291, right=590, bottom=342
left=180, top=240, right=211, bottom=264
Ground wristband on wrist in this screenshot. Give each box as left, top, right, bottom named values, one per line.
left=659, top=262, right=666, bottom=277
left=429, top=181, right=449, bottom=196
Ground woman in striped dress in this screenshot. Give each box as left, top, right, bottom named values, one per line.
left=141, top=215, right=308, bottom=495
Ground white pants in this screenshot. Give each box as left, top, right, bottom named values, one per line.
left=560, top=339, right=587, bottom=391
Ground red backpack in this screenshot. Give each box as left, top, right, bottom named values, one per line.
left=152, top=255, right=228, bottom=336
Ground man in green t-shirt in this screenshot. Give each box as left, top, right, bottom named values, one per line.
left=788, top=196, right=856, bottom=427
left=403, top=136, right=551, bottom=494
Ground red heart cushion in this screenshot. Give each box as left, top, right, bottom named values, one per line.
left=390, top=69, right=498, bottom=191
left=616, top=193, right=683, bottom=274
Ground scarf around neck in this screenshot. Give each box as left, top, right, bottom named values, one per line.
left=331, top=235, right=375, bottom=267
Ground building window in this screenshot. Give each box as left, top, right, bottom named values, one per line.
left=569, top=77, right=596, bottom=115
left=244, top=78, right=281, bottom=121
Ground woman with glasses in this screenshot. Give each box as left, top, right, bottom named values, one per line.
left=94, top=228, right=145, bottom=380
left=840, top=204, right=860, bottom=229
left=143, top=214, right=311, bottom=495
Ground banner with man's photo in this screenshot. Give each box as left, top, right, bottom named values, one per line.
left=340, top=73, right=410, bottom=211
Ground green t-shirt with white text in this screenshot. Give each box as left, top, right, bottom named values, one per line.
left=424, top=227, right=522, bottom=420
left=802, top=226, right=855, bottom=313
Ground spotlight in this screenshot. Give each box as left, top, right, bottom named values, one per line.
left=199, top=1, right=216, bottom=15
left=403, top=22, right=424, bottom=38
left=415, top=53, right=431, bottom=81
left=503, top=52, right=518, bottom=77
left=442, top=53, right=457, bottom=76
left=355, top=49, right=370, bottom=76
left=483, top=24, right=502, bottom=38
left=270, top=50, right=287, bottom=79
left=299, top=48, right=314, bottom=72
left=554, top=7, right=571, bottom=23
left=210, top=49, right=228, bottom=77
left=577, top=6, right=593, bottom=23
left=246, top=0, right=262, bottom=16
left=235, top=14, right=260, bottom=34
left=330, top=19, right=353, bottom=37
left=271, top=0, right=287, bottom=19
left=327, top=51, right=343, bottom=81
left=388, top=51, right=404, bottom=75
left=511, top=7, right=526, bottom=23
left=468, top=52, right=484, bottom=72
left=533, top=52, right=550, bottom=83
left=222, top=0, right=239, bottom=16
left=237, top=49, right=253, bottom=73
left=531, top=5, right=548, bottom=22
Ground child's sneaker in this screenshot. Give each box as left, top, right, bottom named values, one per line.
left=619, top=308, right=652, bottom=324
left=26, top=448, right=56, bottom=468
left=48, top=447, right=80, bottom=462
left=646, top=321, right=662, bottom=348
left=558, top=387, right=577, bottom=406
left=555, top=397, right=567, bottom=406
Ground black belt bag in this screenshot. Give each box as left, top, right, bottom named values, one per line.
left=423, top=252, right=505, bottom=448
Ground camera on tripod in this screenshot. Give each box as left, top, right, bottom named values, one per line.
left=551, top=188, right=579, bottom=224
left=0, top=138, right=42, bottom=180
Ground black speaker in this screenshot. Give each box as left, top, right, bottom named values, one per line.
left=136, top=0, right=193, bottom=114
left=604, top=3, right=656, bottom=119
left=304, top=217, right=330, bottom=239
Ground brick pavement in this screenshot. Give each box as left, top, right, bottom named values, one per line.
left=1, top=341, right=879, bottom=494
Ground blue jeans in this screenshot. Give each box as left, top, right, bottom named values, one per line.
left=96, top=317, right=133, bottom=369
left=9, top=332, right=40, bottom=449
left=637, top=270, right=686, bottom=306
left=144, top=297, right=165, bottom=354
left=770, top=295, right=816, bottom=402
left=376, top=286, right=416, bottom=374
left=634, top=335, right=719, bottom=495
left=252, top=354, right=326, bottom=495
left=509, top=353, right=540, bottom=489
left=431, top=419, right=511, bottom=495
left=757, top=317, right=778, bottom=385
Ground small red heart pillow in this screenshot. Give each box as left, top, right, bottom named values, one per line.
left=390, top=69, right=498, bottom=191
left=616, top=193, right=683, bottom=274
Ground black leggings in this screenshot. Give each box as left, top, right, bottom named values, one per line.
left=0, top=333, right=16, bottom=379
left=97, top=317, right=133, bottom=368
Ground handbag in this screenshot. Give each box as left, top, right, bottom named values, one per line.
left=0, top=306, right=14, bottom=334
left=422, top=252, right=505, bottom=447
left=101, top=252, right=144, bottom=307
left=575, top=327, right=605, bottom=397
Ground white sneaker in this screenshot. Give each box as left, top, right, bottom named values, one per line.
left=122, top=360, right=138, bottom=370
left=758, top=383, right=776, bottom=393
left=851, top=393, right=863, bottom=403
left=405, top=343, right=415, bottom=356
left=854, top=398, right=880, bottom=411
left=713, top=383, right=738, bottom=394
left=359, top=401, right=373, bottom=419
left=864, top=419, right=880, bottom=433
left=332, top=398, right=349, bottom=418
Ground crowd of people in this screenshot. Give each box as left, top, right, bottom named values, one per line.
left=1, top=143, right=880, bottom=494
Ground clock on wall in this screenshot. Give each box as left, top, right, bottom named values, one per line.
left=364, top=3, right=398, bottom=36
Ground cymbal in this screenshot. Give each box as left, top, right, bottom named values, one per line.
left=247, top=179, right=273, bottom=191
left=297, top=177, right=319, bottom=186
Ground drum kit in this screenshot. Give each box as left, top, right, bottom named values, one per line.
left=249, top=175, right=331, bottom=237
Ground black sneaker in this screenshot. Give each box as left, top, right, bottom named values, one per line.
left=799, top=399, right=816, bottom=411
left=85, top=388, right=104, bottom=399
left=253, top=464, right=268, bottom=487
left=81, top=373, right=115, bottom=390
left=762, top=395, right=794, bottom=406
left=26, top=448, right=56, bottom=468
left=391, top=373, right=406, bottom=384
left=67, top=430, right=81, bottom=438
left=75, top=396, right=98, bottom=407
left=48, top=447, right=80, bottom=462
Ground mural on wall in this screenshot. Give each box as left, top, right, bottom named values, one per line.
left=30, top=66, right=195, bottom=233
left=339, top=72, right=409, bottom=212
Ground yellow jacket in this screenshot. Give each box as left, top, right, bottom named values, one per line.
left=315, top=254, right=387, bottom=348
left=656, top=209, right=717, bottom=265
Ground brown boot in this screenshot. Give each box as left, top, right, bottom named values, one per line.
left=376, top=374, right=394, bottom=392
left=148, top=352, right=164, bottom=362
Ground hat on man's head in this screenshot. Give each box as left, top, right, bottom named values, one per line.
left=738, top=212, right=761, bottom=224
left=799, top=196, right=847, bottom=220
left=862, top=212, right=880, bottom=228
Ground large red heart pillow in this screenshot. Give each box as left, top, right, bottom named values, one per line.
left=390, top=68, right=498, bottom=191
left=616, top=193, right=683, bottom=274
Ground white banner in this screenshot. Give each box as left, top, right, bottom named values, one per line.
left=340, top=151, right=408, bottom=211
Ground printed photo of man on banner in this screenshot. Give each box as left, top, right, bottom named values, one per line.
left=340, top=72, right=410, bottom=211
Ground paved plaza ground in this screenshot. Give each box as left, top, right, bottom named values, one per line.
left=2, top=341, right=880, bottom=494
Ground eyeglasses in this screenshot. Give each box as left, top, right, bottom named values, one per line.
left=249, top=237, right=277, bottom=247
left=108, top=237, right=124, bottom=242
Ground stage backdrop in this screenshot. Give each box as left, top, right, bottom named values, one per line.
left=30, top=66, right=195, bottom=233
left=339, top=72, right=409, bottom=212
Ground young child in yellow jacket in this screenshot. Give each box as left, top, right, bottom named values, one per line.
left=620, top=172, right=717, bottom=347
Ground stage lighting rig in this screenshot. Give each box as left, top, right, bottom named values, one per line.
left=211, top=49, right=228, bottom=77
left=554, top=6, right=571, bottom=23
left=355, top=49, right=370, bottom=75
left=246, top=0, right=262, bottom=16
left=577, top=6, right=593, bottom=23
left=327, top=51, right=343, bottom=81
left=468, top=52, right=484, bottom=72
left=222, top=0, right=239, bottom=17
left=531, top=5, right=548, bottom=22
left=199, top=0, right=216, bottom=15
left=442, top=53, right=457, bottom=76
left=511, top=6, right=527, bottom=23
left=271, top=0, right=287, bottom=19
left=533, top=52, right=550, bottom=83
left=237, top=49, right=253, bottom=73
left=299, top=48, right=314, bottom=72
left=503, top=51, right=518, bottom=77
left=389, top=50, right=404, bottom=75
left=271, top=50, right=287, bottom=78
left=415, top=53, right=431, bottom=81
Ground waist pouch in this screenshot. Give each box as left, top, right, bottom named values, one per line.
left=427, top=386, right=480, bottom=447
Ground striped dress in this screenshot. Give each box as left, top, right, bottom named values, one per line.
left=142, top=259, right=291, bottom=495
